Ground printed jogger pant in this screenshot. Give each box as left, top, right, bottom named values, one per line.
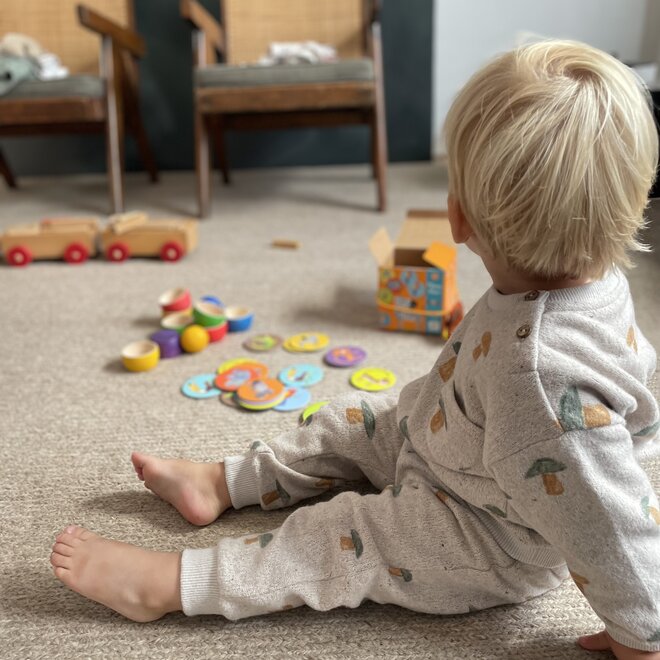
left=180, top=392, right=568, bottom=619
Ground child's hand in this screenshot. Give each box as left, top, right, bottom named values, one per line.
left=578, top=630, right=660, bottom=659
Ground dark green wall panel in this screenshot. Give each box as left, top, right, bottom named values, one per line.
left=1, top=0, right=432, bottom=175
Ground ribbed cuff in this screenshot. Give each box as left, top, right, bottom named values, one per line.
left=606, top=627, right=660, bottom=654
left=476, top=508, right=565, bottom=568
left=223, top=454, right=261, bottom=509
left=180, top=547, right=221, bottom=616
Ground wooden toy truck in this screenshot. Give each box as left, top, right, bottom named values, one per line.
left=100, top=212, right=198, bottom=262
left=0, top=217, right=100, bottom=266
left=0, top=212, right=198, bottom=266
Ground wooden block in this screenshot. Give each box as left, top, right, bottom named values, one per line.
left=108, top=211, right=149, bottom=235
left=271, top=239, right=300, bottom=249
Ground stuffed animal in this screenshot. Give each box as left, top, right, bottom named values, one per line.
left=0, top=32, right=68, bottom=82
left=0, top=32, right=44, bottom=60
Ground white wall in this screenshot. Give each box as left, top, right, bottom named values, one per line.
left=432, top=0, right=648, bottom=157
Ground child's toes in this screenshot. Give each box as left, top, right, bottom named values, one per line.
left=52, top=542, right=74, bottom=557
left=56, top=525, right=88, bottom=545
left=53, top=566, right=72, bottom=584
left=56, top=532, right=74, bottom=545
left=50, top=551, right=72, bottom=569
left=76, top=527, right=95, bottom=541
left=67, top=525, right=88, bottom=538
left=56, top=530, right=79, bottom=546
left=131, top=452, right=147, bottom=480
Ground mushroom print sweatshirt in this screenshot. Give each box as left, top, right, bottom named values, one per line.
left=396, top=270, right=660, bottom=652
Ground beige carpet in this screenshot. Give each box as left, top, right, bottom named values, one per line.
left=0, top=163, right=658, bottom=660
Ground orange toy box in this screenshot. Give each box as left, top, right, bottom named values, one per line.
left=369, top=209, right=463, bottom=338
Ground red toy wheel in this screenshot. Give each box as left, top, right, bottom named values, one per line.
left=106, top=242, right=130, bottom=262
left=6, top=245, right=33, bottom=267
left=63, top=242, right=89, bottom=264
left=160, top=241, right=184, bottom=262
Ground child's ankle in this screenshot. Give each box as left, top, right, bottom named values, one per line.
left=162, top=552, right=183, bottom=614
left=217, top=462, right=232, bottom=509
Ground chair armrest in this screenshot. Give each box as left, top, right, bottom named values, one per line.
left=180, top=0, right=225, bottom=60
left=77, top=4, right=146, bottom=58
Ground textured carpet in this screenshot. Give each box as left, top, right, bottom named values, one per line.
left=0, top=163, right=658, bottom=660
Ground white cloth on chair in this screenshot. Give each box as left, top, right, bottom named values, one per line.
left=258, top=41, right=338, bottom=66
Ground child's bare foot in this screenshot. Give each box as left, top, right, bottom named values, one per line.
left=50, top=525, right=181, bottom=622
left=131, top=452, right=231, bottom=526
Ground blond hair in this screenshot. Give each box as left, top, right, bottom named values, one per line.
left=444, top=40, right=658, bottom=279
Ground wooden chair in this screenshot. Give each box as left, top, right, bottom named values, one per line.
left=0, top=0, right=158, bottom=213
left=181, top=0, right=387, bottom=217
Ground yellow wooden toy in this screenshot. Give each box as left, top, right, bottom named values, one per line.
left=121, top=340, right=160, bottom=372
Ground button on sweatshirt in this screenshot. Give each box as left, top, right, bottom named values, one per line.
left=397, top=270, right=660, bottom=652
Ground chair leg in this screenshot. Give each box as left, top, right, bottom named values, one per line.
left=372, top=107, right=388, bottom=213
left=0, top=147, right=17, bottom=189
left=105, top=112, right=124, bottom=214
left=195, top=108, right=211, bottom=218
left=121, top=51, right=158, bottom=184
left=372, top=21, right=388, bottom=213
left=131, top=114, right=159, bottom=184
left=370, top=122, right=377, bottom=180
left=103, top=39, right=124, bottom=214
left=213, top=115, right=231, bottom=185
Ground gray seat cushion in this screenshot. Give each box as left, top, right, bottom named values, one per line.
left=196, top=59, right=374, bottom=88
left=2, top=75, right=105, bottom=100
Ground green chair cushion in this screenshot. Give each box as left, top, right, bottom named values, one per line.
left=2, top=75, right=105, bottom=100
left=195, top=59, right=375, bottom=88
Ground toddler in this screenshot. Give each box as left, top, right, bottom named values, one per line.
left=51, top=40, right=660, bottom=659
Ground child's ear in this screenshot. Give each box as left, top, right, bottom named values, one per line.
left=447, top=194, right=472, bottom=244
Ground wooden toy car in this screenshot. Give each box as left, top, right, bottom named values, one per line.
left=1, top=212, right=198, bottom=266
left=0, top=217, right=100, bottom=266
left=100, top=212, right=198, bottom=262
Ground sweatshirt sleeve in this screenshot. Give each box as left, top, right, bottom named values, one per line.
left=488, top=421, right=660, bottom=652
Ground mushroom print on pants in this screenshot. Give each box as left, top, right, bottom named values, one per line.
left=641, top=496, right=660, bottom=524
left=190, top=390, right=567, bottom=620
left=345, top=400, right=376, bottom=439
left=182, top=476, right=567, bottom=620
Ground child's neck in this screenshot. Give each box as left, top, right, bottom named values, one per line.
left=485, top=259, right=592, bottom=295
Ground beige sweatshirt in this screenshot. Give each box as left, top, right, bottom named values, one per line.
left=396, top=270, right=660, bottom=652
